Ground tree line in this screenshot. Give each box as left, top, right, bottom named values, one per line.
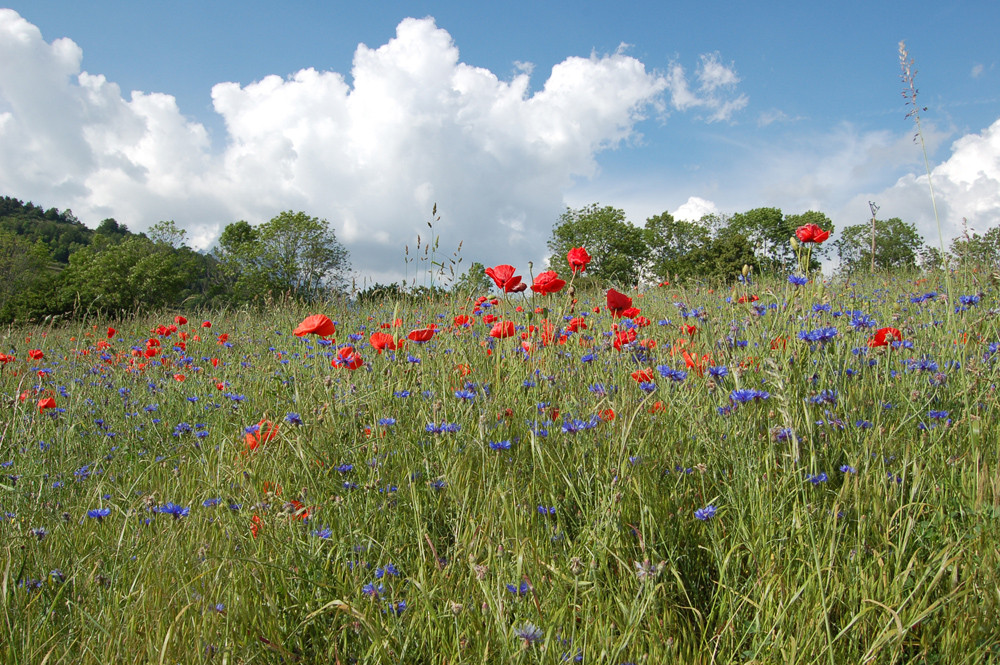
left=0, top=197, right=351, bottom=323
left=1, top=194, right=997, bottom=323
left=537, top=203, right=999, bottom=286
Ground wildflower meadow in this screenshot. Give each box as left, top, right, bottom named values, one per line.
left=1, top=245, right=999, bottom=663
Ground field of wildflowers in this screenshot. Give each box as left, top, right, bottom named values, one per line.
left=1, top=251, right=998, bottom=663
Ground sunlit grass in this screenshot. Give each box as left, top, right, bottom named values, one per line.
left=0, top=270, right=997, bottom=663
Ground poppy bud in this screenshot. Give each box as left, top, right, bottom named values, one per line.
left=790, top=237, right=800, bottom=250
left=741, top=264, right=750, bottom=278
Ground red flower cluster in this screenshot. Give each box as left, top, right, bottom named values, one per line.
left=293, top=314, right=336, bottom=338
left=485, top=265, right=526, bottom=293
left=567, top=247, right=591, bottom=275
left=795, top=224, right=831, bottom=244
left=868, top=327, right=903, bottom=348
left=530, top=271, right=565, bottom=295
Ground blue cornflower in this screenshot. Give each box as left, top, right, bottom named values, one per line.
left=808, top=389, right=838, bottom=405
left=638, top=381, right=657, bottom=394
left=729, top=388, right=769, bottom=404
left=362, top=582, right=384, bottom=598
left=375, top=563, right=400, bottom=578
left=840, top=465, right=857, bottom=474
left=928, top=410, right=949, bottom=420
left=202, top=498, right=222, bottom=507
left=454, top=389, right=475, bottom=401
left=489, top=440, right=512, bottom=451
left=849, top=313, right=877, bottom=330
left=156, top=502, right=190, bottom=519
left=393, top=390, right=410, bottom=398
left=537, top=505, right=556, bottom=516
left=87, top=507, right=111, bottom=520
left=798, top=327, right=838, bottom=345
left=959, top=294, right=980, bottom=307
left=806, top=472, right=828, bottom=485
left=284, top=412, right=303, bottom=426
left=708, top=365, right=729, bottom=379
left=506, top=581, right=531, bottom=596
left=514, top=622, right=543, bottom=646
left=657, top=366, right=688, bottom=382
left=378, top=417, right=396, bottom=427
left=694, top=505, right=717, bottom=521
left=788, top=274, right=808, bottom=286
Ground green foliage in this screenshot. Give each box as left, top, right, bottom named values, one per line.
left=57, top=235, right=209, bottom=315
left=450, top=261, right=493, bottom=296
left=0, top=196, right=94, bottom=263
left=547, top=204, right=647, bottom=286
left=0, top=231, right=53, bottom=319
left=835, top=217, right=924, bottom=274
left=146, top=219, right=188, bottom=248
left=950, top=225, right=1000, bottom=270
left=214, top=211, right=351, bottom=301
left=643, top=211, right=711, bottom=280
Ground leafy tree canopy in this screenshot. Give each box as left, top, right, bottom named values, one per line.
left=547, top=204, right=647, bottom=286
left=835, top=218, right=924, bottom=274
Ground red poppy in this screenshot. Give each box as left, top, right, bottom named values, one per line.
left=599, top=408, right=616, bottom=422
left=173, top=373, right=185, bottom=382
left=453, top=314, right=472, bottom=327
left=682, top=324, right=698, bottom=336
left=293, top=314, right=336, bottom=337
left=217, top=333, right=229, bottom=344
left=484, top=264, right=526, bottom=293
left=407, top=326, right=436, bottom=343
left=868, top=327, right=903, bottom=348
left=795, top=224, right=831, bottom=244
left=606, top=289, right=633, bottom=317
left=107, top=327, right=116, bottom=339
left=567, top=247, right=592, bottom=275
left=250, top=514, right=261, bottom=539
left=333, top=346, right=364, bottom=370
left=613, top=328, right=637, bottom=350
left=565, top=317, right=587, bottom=332
left=201, top=321, right=212, bottom=328
left=28, top=349, right=44, bottom=361
left=490, top=321, right=516, bottom=338
left=621, top=307, right=642, bottom=319
left=530, top=270, right=566, bottom=295
left=631, top=368, right=654, bottom=383
left=37, top=397, right=57, bottom=413
left=369, top=332, right=398, bottom=353
left=245, top=419, right=280, bottom=451
left=175, top=315, right=187, bottom=326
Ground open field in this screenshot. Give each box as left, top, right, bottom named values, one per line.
left=1, top=269, right=998, bottom=664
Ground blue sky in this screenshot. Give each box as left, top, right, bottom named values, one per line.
left=1, top=1, right=998, bottom=283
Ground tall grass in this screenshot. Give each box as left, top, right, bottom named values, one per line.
left=0, top=269, right=997, bottom=663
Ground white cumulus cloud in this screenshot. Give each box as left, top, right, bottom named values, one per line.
left=843, top=117, right=1000, bottom=250
left=0, top=10, right=689, bottom=285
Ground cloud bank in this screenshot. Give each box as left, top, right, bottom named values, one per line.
left=1, top=10, right=746, bottom=284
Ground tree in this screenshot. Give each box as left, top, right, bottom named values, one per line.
left=950, top=225, right=1000, bottom=270
left=685, top=231, right=757, bottom=282
left=643, top=212, right=711, bottom=280
left=58, top=235, right=203, bottom=314
left=0, top=232, right=51, bottom=320
left=547, top=204, right=647, bottom=286
left=95, top=218, right=130, bottom=241
left=835, top=218, right=923, bottom=274
left=147, top=220, right=188, bottom=248
left=213, top=211, right=351, bottom=302
left=726, top=208, right=833, bottom=274
left=451, top=261, right=493, bottom=296
left=725, top=208, right=792, bottom=274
